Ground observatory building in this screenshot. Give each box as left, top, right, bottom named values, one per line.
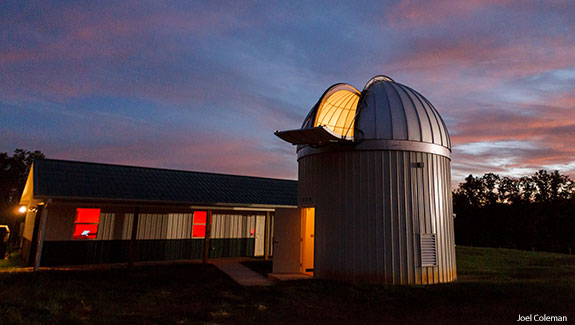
left=273, top=75, right=456, bottom=284
left=17, top=75, right=455, bottom=285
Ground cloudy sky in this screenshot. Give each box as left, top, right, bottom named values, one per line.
left=1, top=0, right=574, bottom=186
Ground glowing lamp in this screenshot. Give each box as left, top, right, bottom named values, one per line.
left=18, top=206, right=27, bottom=213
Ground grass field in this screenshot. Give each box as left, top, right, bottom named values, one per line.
left=0, top=251, right=25, bottom=269
left=1, top=246, right=574, bottom=324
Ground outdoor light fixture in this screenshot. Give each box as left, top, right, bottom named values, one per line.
left=29, top=206, right=38, bottom=213
left=18, top=206, right=27, bottom=213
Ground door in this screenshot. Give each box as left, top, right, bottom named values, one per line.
left=254, top=215, right=266, bottom=256
left=300, top=207, right=315, bottom=275
left=272, top=208, right=301, bottom=274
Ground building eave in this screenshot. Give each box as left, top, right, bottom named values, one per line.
left=31, top=195, right=297, bottom=209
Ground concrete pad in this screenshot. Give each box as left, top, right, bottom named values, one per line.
left=268, top=273, right=313, bottom=281
left=212, top=261, right=274, bottom=286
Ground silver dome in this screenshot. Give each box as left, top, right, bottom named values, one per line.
left=355, top=76, right=450, bottom=149
left=275, top=75, right=451, bottom=158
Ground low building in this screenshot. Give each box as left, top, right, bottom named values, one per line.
left=19, top=159, right=297, bottom=267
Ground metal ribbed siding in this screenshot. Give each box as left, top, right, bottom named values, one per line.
left=40, top=210, right=268, bottom=266
left=211, top=214, right=257, bottom=239
left=121, top=213, right=259, bottom=240
left=96, top=213, right=115, bottom=240
left=125, top=213, right=198, bottom=240
left=298, top=149, right=456, bottom=284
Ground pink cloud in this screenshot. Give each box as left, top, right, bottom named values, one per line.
left=384, top=0, right=574, bottom=30
left=385, top=0, right=508, bottom=28
left=448, top=89, right=575, bottom=181
left=380, top=1, right=575, bottom=104
left=388, top=37, right=575, bottom=85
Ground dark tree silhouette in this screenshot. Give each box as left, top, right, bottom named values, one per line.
left=453, top=170, right=575, bottom=254
left=0, top=149, right=45, bottom=235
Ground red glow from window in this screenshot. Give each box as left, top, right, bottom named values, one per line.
left=191, top=211, right=207, bottom=238
left=73, top=224, right=98, bottom=239
left=192, top=225, right=206, bottom=238
left=75, top=208, right=101, bottom=223
left=193, top=211, right=207, bottom=224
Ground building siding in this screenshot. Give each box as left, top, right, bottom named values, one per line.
left=298, top=149, right=456, bottom=284
left=37, top=205, right=268, bottom=266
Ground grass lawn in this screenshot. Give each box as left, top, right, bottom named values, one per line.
left=1, top=246, right=574, bottom=324
left=0, top=251, right=25, bottom=269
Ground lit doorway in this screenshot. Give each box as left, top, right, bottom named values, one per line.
left=300, top=207, right=315, bottom=275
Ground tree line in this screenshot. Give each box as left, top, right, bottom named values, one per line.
left=453, top=170, right=575, bottom=254
left=0, top=149, right=45, bottom=243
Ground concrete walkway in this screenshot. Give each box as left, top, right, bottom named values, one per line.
left=212, top=260, right=274, bottom=286
left=268, top=273, right=312, bottom=281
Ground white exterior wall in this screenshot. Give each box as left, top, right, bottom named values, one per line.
left=22, top=209, right=37, bottom=241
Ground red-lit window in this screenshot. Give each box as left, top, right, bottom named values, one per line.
left=73, top=208, right=101, bottom=239
left=192, top=211, right=207, bottom=238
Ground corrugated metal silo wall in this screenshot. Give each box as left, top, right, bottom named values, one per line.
left=298, top=150, right=456, bottom=284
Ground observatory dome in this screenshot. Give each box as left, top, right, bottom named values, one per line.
left=276, top=75, right=451, bottom=157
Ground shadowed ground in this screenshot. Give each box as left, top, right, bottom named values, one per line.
left=0, top=246, right=574, bottom=324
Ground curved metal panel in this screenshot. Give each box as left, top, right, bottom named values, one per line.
left=422, top=94, right=452, bottom=149
left=397, top=83, right=434, bottom=144
left=367, top=82, right=393, bottom=139
left=391, top=83, right=421, bottom=142
left=362, top=75, right=395, bottom=89
left=384, top=82, right=408, bottom=140
left=408, top=86, right=442, bottom=146
left=354, top=90, right=376, bottom=140
left=421, top=95, right=447, bottom=147
left=353, top=77, right=450, bottom=149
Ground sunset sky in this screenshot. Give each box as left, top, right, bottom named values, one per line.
left=1, top=1, right=574, bottom=185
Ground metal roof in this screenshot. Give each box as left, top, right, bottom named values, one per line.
left=275, top=75, right=451, bottom=155
left=31, top=159, right=298, bottom=207
left=355, top=75, right=451, bottom=149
